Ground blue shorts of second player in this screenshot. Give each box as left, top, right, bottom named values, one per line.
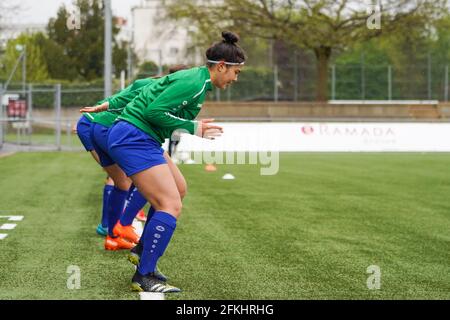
left=107, top=120, right=167, bottom=177
left=76, top=115, right=94, bottom=152
left=91, top=122, right=115, bottom=167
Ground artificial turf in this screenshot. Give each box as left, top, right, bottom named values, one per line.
left=0, top=152, right=449, bottom=299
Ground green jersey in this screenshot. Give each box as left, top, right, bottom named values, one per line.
left=91, top=78, right=155, bottom=127
left=117, top=66, right=213, bottom=145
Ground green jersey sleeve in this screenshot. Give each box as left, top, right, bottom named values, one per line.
left=142, top=80, right=199, bottom=135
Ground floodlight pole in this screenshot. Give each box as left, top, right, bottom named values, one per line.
left=104, top=0, right=112, bottom=98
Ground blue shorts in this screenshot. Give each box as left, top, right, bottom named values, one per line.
left=107, top=121, right=166, bottom=177
left=90, top=123, right=115, bottom=167
left=76, top=115, right=94, bottom=152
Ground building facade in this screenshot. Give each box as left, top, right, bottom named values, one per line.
left=131, top=0, right=202, bottom=74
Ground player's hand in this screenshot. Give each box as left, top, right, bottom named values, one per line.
left=196, top=119, right=223, bottom=140
left=79, top=103, right=108, bottom=113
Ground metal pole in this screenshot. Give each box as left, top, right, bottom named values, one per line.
left=274, top=64, right=279, bottom=102
left=67, top=121, right=71, bottom=149
left=158, top=49, right=163, bottom=76
left=4, top=50, right=25, bottom=92
left=330, top=65, right=336, bottom=100
left=0, top=83, right=3, bottom=149
left=22, top=45, right=26, bottom=95
left=55, top=84, right=61, bottom=151
left=27, top=83, right=32, bottom=143
left=444, top=65, right=448, bottom=102
left=293, top=52, right=298, bottom=101
left=388, top=65, right=392, bottom=101
left=104, top=0, right=112, bottom=98
left=427, top=52, right=431, bottom=100
left=361, top=53, right=365, bottom=100
left=127, top=37, right=132, bottom=82
left=120, top=70, right=125, bottom=90
left=268, top=39, right=274, bottom=68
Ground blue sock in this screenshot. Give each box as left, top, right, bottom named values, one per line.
left=120, top=187, right=147, bottom=226
left=121, top=184, right=135, bottom=212
left=138, top=211, right=176, bottom=275
left=137, top=207, right=155, bottom=249
left=107, top=187, right=129, bottom=237
left=141, top=206, right=156, bottom=237
left=101, top=185, right=114, bottom=228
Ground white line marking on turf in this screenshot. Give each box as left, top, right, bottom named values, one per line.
left=0, top=223, right=17, bottom=230
left=0, top=216, right=24, bottom=221
left=0, top=216, right=24, bottom=239
left=139, top=292, right=165, bottom=300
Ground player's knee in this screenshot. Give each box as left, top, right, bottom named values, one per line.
left=160, top=198, right=182, bottom=217
left=114, top=179, right=131, bottom=191
left=172, top=199, right=183, bottom=217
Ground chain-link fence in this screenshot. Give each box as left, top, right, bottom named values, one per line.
left=1, top=63, right=449, bottom=152
left=207, top=63, right=450, bottom=102
left=0, top=84, right=107, bottom=152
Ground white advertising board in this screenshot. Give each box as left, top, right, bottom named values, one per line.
left=175, top=122, right=450, bottom=152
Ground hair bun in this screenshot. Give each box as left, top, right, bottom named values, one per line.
left=222, top=31, right=239, bottom=45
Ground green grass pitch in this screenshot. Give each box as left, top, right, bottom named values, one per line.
left=0, top=152, right=449, bottom=299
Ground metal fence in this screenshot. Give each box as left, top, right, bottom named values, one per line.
left=1, top=63, right=450, bottom=151
left=208, top=64, right=450, bottom=102
left=0, top=84, right=106, bottom=152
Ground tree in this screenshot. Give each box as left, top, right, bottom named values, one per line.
left=0, top=33, right=49, bottom=83
left=167, top=0, right=447, bottom=101
left=112, top=41, right=128, bottom=78
left=137, top=61, right=159, bottom=78
left=334, top=12, right=450, bottom=100
left=33, top=33, right=79, bottom=80
left=47, top=0, right=129, bottom=81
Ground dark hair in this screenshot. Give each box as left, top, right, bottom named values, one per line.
left=169, top=64, right=188, bottom=74
left=206, top=31, right=246, bottom=67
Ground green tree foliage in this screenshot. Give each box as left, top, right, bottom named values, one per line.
left=334, top=13, right=450, bottom=100
left=167, top=0, right=447, bottom=101
left=33, top=33, right=79, bottom=80
left=0, top=33, right=49, bottom=82
left=136, top=61, right=159, bottom=78
left=47, top=0, right=128, bottom=81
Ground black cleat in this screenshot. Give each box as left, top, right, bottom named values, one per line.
left=131, top=271, right=181, bottom=293
left=128, top=242, right=168, bottom=282
left=128, top=241, right=142, bottom=266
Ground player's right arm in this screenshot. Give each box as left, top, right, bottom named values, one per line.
left=79, top=101, right=109, bottom=113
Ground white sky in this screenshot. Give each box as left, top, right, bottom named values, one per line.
left=12, top=0, right=143, bottom=25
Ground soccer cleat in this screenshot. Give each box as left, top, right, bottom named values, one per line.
left=105, top=235, right=135, bottom=250
left=128, top=243, right=168, bottom=282
left=131, top=271, right=180, bottom=293
left=96, top=224, right=108, bottom=237
left=136, top=209, right=147, bottom=222
left=128, top=242, right=142, bottom=266
left=113, top=221, right=140, bottom=244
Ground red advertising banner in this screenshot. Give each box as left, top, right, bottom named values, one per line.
left=7, top=98, right=27, bottom=118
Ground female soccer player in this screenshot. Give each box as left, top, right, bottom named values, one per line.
left=107, top=31, right=246, bottom=293
left=76, top=104, right=115, bottom=237
left=82, top=66, right=188, bottom=250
